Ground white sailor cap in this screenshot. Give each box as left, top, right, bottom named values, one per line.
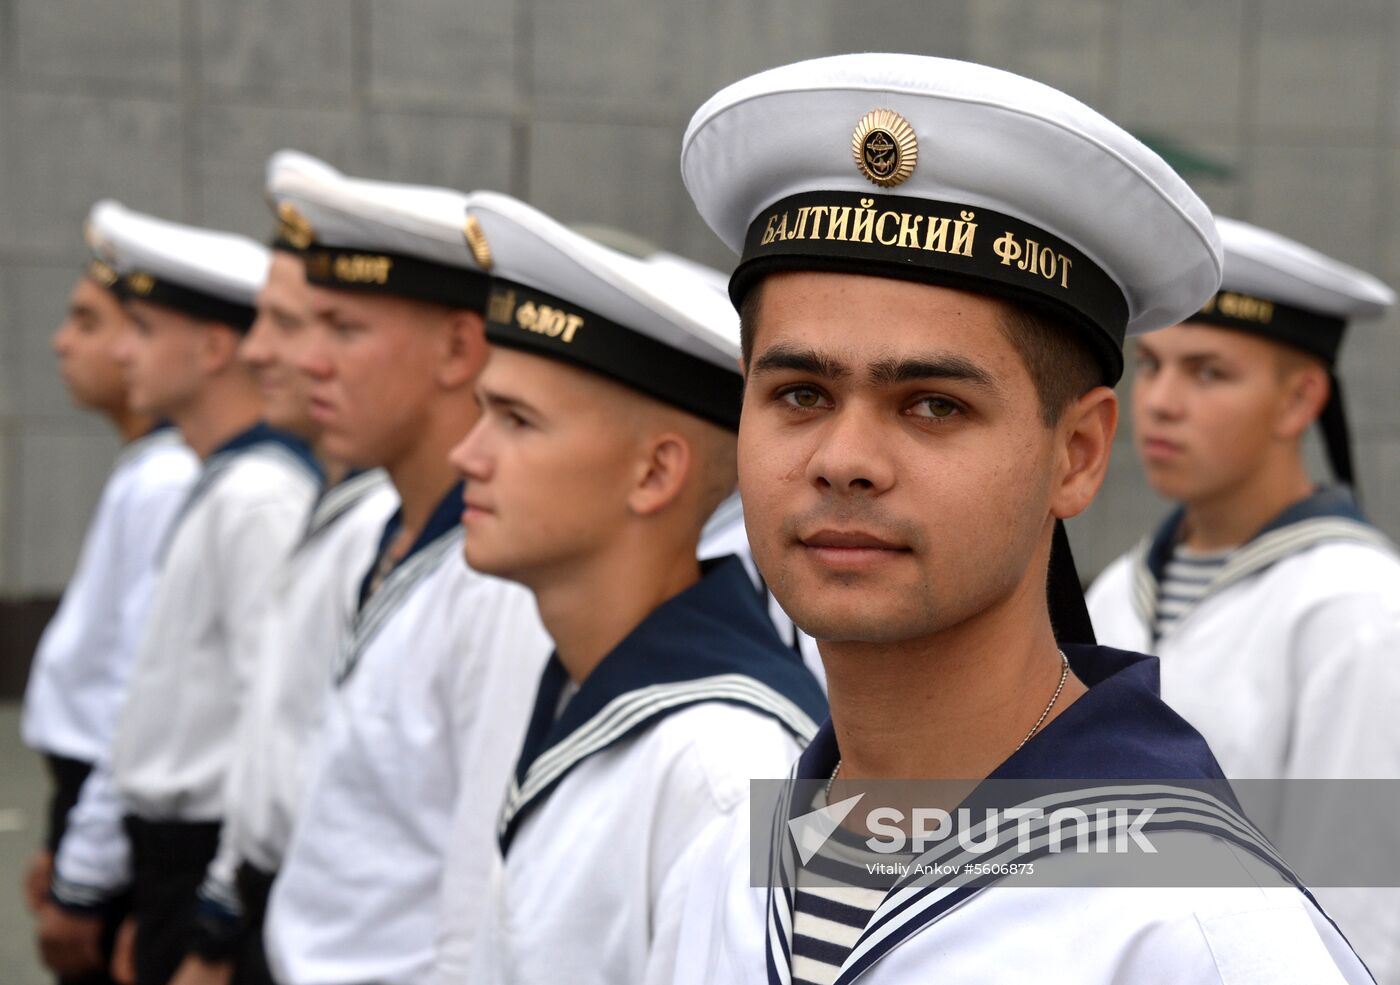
left=1187, top=218, right=1395, bottom=491
left=88, top=200, right=268, bottom=332
left=681, top=53, right=1223, bottom=384
left=1190, top=217, right=1395, bottom=365
left=646, top=252, right=732, bottom=301
left=265, top=150, right=490, bottom=310
left=81, top=203, right=123, bottom=295
left=568, top=222, right=733, bottom=301
left=467, top=191, right=743, bottom=429
left=264, top=149, right=341, bottom=252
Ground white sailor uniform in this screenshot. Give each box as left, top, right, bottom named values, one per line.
left=196, top=470, right=397, bottom=959
left=670, top=646, right=1375, bottom=985
left=55, top=427, right=315, bottom=915
left=1089, top=488, right=1400, bottom=980
left=432, top=188, right=824, bottom=983
left=23, top=425, right=197, bottom=903
left=265, top=481, right=551, bottom=985
left=86, top=424, right=317, bottom=984
left=111, top=425, right=320, bottom=821
left=461, top=556, right=826, bottom=985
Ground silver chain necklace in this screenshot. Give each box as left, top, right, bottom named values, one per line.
left=825, top=649, right=1071, bottom=798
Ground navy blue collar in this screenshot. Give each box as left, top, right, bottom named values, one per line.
left=770, top=648, right=1318, bottom=985
left=499, top=555, right=827, bottom=852
left=1145, top=486, right=1368, bottom=583
left=208, top=421, right=320, bottom=478
left=358, top=480, right=464, bottom=609
left=796, top=645, right=1225, bottom=783
left=301, top=469, right=388, bottom=545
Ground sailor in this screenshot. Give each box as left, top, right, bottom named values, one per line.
left=667, top=54, right=1373, bottom=983
left=660, top=253, right=826, bottom=689
left=67, top=203, right=320, bottom=985
left=443, top=193, right=826, bottom=984
left=260, top=161, right=552, bottom=985
left=572, top=226, right=826, bottom=687
left=23, top=213, right=198, bottom=985
left=1087, top=217, right=1400, bottom=981
left=155, top=152, right=399, bottom=985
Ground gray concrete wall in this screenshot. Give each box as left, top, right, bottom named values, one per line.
left=3, top=0, right=1399, bottom=597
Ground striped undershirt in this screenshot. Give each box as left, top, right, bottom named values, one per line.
left=791, top=791, right=893, bottom=985
left=1154, top=544, right=1231, bottom=638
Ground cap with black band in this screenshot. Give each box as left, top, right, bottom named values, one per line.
left=87, top=200, right=267, bottom=333
left=300, top=245, right=490, bottom=312
left=118, top=270, right=259, bottom=332
left=1184, top=217, right=1395, bottom=493
left=265, top=150, right=491, bottom=313
left=681, top=53, right=1225, bottom=645
left=735, top=190, right=1132, bottom=384
left=467, top=190, right=744, bottom=432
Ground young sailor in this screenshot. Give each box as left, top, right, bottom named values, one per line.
left=24, top=218, right=198, bottom=985
left=164, top=152, right=398, bottom=985
left=261, top=163, right=551, bottom=985
left=668, top=54, right=1372, bottom=984
left=1087, top=218, right=1400, bottom=981
left=78, top=203, right=320, bottom=985
left=445, top=193, right=826, bottom=985
left=570, top=228, right=826, bottom=686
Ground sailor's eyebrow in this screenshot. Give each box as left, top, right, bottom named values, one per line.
left=867, top=354, right=1000, bottom=392
left=478, top=387, right=540, bottom=417
left=749, top=344, right=852, bottom=381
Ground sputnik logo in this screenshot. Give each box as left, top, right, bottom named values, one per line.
left=788, top=794, right=866, bottom=865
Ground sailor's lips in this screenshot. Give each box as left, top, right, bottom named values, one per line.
left=461, top=497, right=494, bottom=525
left=308, top=394, right=338, bottom=422
left=798, top=528, right=911, bottom=570
left=1140, top=435, right=1185, bottom=461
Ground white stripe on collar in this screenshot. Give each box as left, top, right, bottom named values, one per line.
left=767, top=779, right=1299, bottom=985
left=336, top=526, right=463, bottom=683
left=1131, top=516, right=1396, bottom=638
left=301, top=469, right=390, bottom=547
left=498, top=674, right=819, bottom=838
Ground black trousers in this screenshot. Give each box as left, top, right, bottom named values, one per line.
left=44, top=754, right=126, bottom=985
left=231, top=864, right=277, bottom=985
left=123, top=817, right=221, bottom=985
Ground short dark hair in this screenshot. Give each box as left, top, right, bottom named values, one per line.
left=737, top=282, right=1101, bottom=427
left=994, top=304, right=1103, bottom=426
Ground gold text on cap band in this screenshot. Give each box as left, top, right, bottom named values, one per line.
left=733, top=190, right=1131, bottom=383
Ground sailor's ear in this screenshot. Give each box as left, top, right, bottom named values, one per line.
left=439, top=308, right=488, bottom=389
left=1275, top=361, right=1330, bottom=440
left=627, top=430, right=693, bottom=518
left=1049, top=385, right=1117, bottom=522
left=202, top=320, right=246, bottom=376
